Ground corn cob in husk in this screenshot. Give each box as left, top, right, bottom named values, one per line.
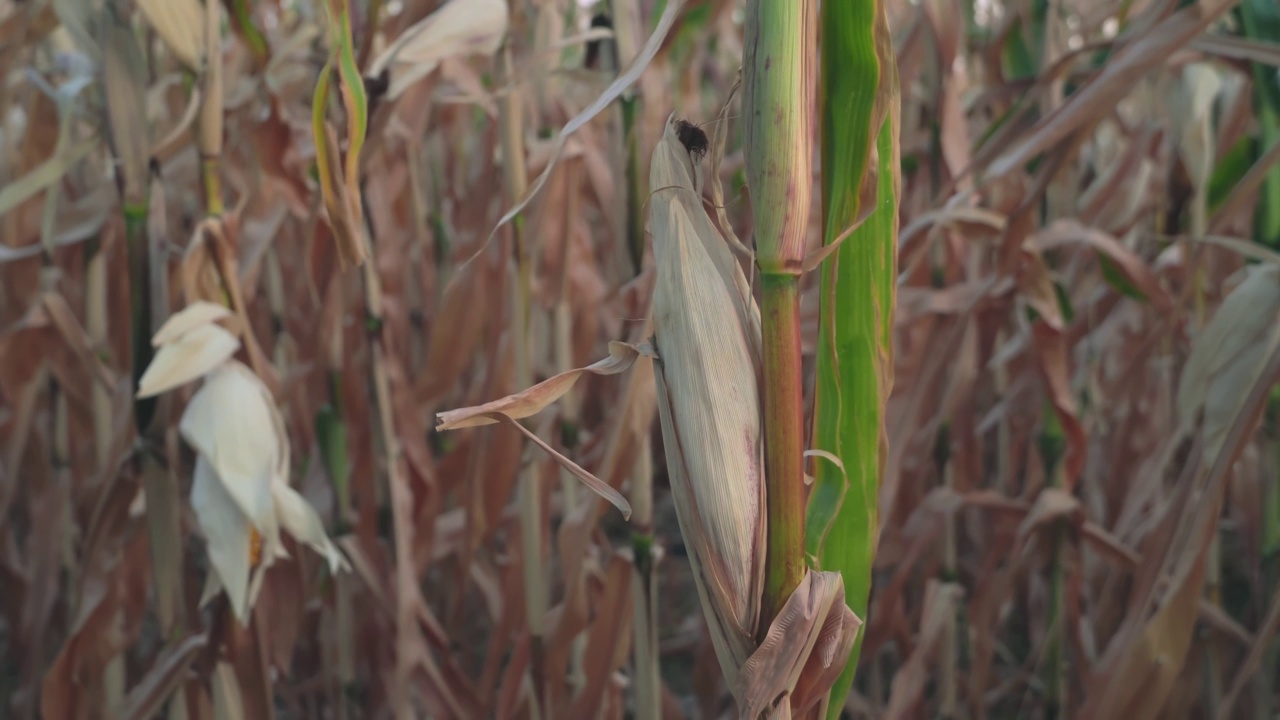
left=437, top=117, right=860, bottom=719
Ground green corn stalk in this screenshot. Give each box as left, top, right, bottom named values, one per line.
left=743, top=0, right=816, bottom=633
left=810, top=0, right=899, bottom=715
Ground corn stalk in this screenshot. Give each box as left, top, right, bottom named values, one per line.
left=742, top=0, right=815, bottom=632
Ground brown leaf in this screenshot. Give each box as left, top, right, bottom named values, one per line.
left=566, top=553, right=634, bottom=718
left=882, top=581, right=963, bottom=720
left=1031, top=322, right=1086, bottom=488
left=989, top=0, right=1236, bottom=176
left=736, top=571, right=861, bottom=719
left=1031, top=220, right=1172, bottom=311
left=437, top=341, right=645, bottom=430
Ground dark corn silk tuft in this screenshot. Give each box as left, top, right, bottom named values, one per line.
left=675, top=119, right=709, bottom=163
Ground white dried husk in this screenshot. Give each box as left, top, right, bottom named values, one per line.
left=137, top=303, right=348, bottom=623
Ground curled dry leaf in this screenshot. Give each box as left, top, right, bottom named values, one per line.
left=735, top=572, right=860, bottom=719
left=136, top=307, right=348, bottom=623
left=138, top=332, right=236, bottom=401
left=366, top=0, right=509, bottom=101
left=182, top=362, right=348, bottom=622
left=437, top=342, right=646, bottom=430
left=436, top=341, right=644, bottom=517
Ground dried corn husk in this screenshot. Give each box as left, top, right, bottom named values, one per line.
left=137, top=303, right=348, bottom=623
left=648, top=116, right=858, bottom=718
left=366, top=0, right=508, bottom=101
left=436, top=117, right=860, bottom=718
left=649, top=114, right=765, bottom=680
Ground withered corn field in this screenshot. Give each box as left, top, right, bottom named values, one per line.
left=3, top=0, right=1280, bottom=718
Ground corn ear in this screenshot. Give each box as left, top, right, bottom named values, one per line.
left=648, top=117, right=860, bottom=718
left=649, top=116, right=766, bottom=680
left=436, top=117, right=861, bottom=718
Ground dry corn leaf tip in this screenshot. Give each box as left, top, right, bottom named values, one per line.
left=137, top=303, right=349, bottom=623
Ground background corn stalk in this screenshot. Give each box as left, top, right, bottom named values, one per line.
left=3, top=0, right=1280, bottom=718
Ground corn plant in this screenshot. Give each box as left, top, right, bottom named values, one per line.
left=437, top=2, right=898, bottom=716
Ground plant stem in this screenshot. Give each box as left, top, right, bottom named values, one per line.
left=743, top=0, right=815, bottom=634
left=758, top=273, right=806, bottom=631
left=498, top=41, right=547, bottom=712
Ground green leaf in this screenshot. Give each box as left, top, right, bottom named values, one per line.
left=1002, top=16, right=1038, bottom=80
left=814, top=0, right=898, bottom=714
left=1207, top=134, right=1256, bottom=212
left=1099, top=254, right=1147, bottom=303
left=1240, top=0, right=1280, bottom=246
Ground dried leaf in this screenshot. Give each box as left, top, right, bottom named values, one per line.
left=120, top=634, right=208, bottom=720
left=735, top=571, right=861, bottom=719
left=367, top=0, right=509, bottom=100
left=135, top=0, right=206, bottom=70
left=0, top=138, right=96, bottom=218
left=137, top=323, right=240, bottom=398
left=437, top=341, right=644, bottom=430
left=989, top=0, right=1236, bottom=176
left=478, top=0, right=685, bottom=256
left=151, top=301, right=234, bottom=347
left=101, top=5, right=150, bottom=207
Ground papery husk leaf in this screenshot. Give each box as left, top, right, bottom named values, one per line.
left=649, top=115, right=765, bottom=688
left=191, top=455, right=254, bottom=622
left=137, top=323, right=240, bottom=398
left=367, top=0, right=508, bottom=101
left=179, top=362, right=281, bottom=551
left=151, top=300, right=233, bottom=346
left=272, top=480, right=349, bottom=573
left=736, top=571, right=861, bottom=719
